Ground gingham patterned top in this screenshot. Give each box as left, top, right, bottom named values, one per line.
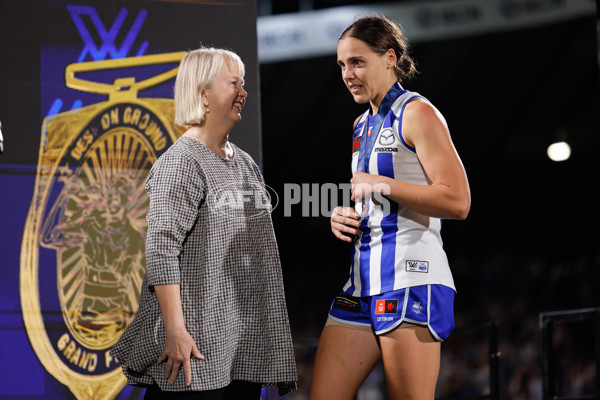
left=110, top=136, right=297, bottom=395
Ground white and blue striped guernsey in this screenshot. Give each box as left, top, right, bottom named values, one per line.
left=343, top=83, right=456, bottom=297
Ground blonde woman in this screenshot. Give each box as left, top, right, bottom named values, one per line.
left=112, top=47, right=297, bottom=399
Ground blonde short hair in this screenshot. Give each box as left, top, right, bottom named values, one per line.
left=174, top=47, right=245, bottom=127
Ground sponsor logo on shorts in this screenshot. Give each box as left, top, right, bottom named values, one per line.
left=332, top=295, right=361, bottom=313
left=406, top=260, right=429, bottom=273
left=375, top=299, right=398, bottom=314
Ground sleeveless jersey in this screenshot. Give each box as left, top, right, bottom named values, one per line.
left=342, top=86, right=456, bottom=297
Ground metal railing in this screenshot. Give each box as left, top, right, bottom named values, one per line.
left=436, top=321, right=501, bottom=400
left=540, top=307, right=600, bottom=400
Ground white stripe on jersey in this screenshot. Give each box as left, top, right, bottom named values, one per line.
left=367, top=211, right=383, bottom=294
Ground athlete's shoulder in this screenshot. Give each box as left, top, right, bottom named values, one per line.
left=352, top=115, right=362, bottom=130
left=352, top=110, right=369, bottom=130
left=404, top=97, right=436, bottom=115
left=403, top=97, right=445, bottom=126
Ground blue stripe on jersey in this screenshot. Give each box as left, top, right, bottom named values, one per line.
left=377, top=151, right=399, bottom=215
left=377, top=152, right=394, bottom=178
left=376, top=150, right=399, bottom=214
left=358, top=221, right=372, bottom=294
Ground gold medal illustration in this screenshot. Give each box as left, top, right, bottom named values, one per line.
left=21, top=52, right=185, bottom=400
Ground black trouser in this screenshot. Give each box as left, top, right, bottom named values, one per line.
left=143, top=380, right=262, bottom=400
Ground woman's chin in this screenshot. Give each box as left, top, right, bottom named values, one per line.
left=352, top=94, right=370, bottom=104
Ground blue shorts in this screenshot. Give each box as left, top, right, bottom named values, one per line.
left=327, top=284, right=455, bottom=340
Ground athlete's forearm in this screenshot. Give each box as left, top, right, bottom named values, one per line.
left=353, top=172, right=469, bottom=220
left=383, top=176, right=469, bottom=220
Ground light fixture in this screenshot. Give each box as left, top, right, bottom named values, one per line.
left=547, top=141, right=571, bottom=162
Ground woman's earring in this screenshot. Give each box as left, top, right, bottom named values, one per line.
left=205, top=106, right=210, bottom=113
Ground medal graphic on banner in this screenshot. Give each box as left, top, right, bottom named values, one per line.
left=21, top=52, right=185, bottom=400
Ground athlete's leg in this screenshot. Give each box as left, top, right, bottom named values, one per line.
left=309, top=324, right=381, bottom=400
left=379, top=325, right=441, bottom=400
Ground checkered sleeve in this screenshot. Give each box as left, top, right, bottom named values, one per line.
left=144, top=149, right=204, bottom=288
left=249, top=160, right=266, bottom=187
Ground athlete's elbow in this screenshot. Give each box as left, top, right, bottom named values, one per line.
left=436, top=183, right=470, bottom=220
left=453, top=206, right=469, bottom=220
left=452, top=197, right=470, bottom=220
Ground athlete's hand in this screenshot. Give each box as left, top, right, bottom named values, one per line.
left=157, top=328, right=204, bottom=386
left=331, top=206, right=360, bottom=243
left=351, top=171, right=383, bottom=201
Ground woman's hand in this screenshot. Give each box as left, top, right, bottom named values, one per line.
left=157, top=328, right=204, bottom=386
left=331, top=206, right=360, bottom=243
left=154, top=284, right=203, bottom=386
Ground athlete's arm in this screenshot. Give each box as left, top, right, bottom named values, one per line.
left=155, top=284, right=204, bottom=386
left=351, top=100, right=470, bottom=220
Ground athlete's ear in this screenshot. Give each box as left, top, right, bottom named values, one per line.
left=386, top=48, right=397, bottom=68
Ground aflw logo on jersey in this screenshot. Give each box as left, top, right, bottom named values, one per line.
left=406, top=260, right=429, bottom=273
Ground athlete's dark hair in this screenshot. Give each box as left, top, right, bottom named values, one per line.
left=340, top=15, right=418, bottom=83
